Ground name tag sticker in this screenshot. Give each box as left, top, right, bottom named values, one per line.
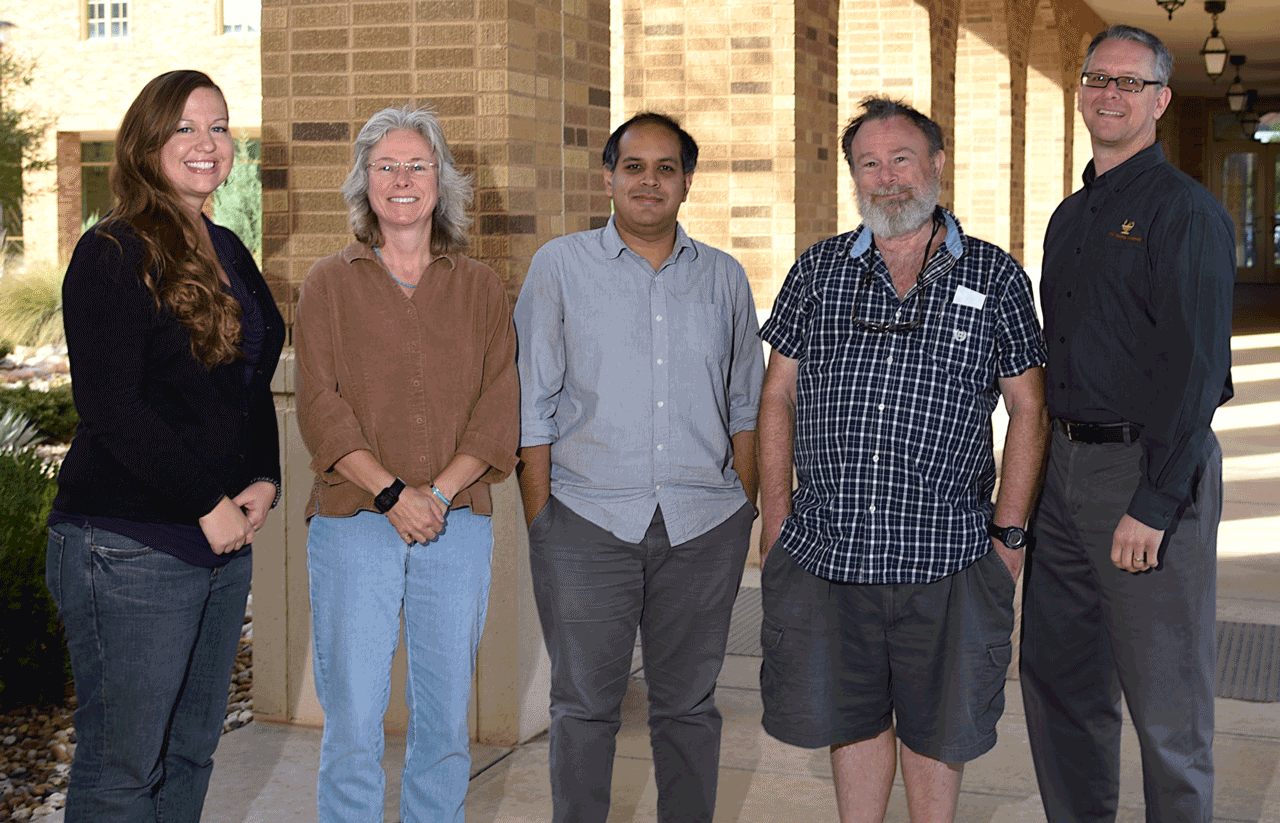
left=953, top=285, right=986, bottom=309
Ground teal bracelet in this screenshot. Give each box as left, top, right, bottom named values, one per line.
left=431, top=485, right=453, bottom=509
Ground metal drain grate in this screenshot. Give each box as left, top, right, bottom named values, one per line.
left=1216, top=621, right=1280, bottom=702
left=725, top=586, right=764, bottom=657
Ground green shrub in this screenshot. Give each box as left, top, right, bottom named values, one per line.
left=0, top=448, right=68, bottom=707
left=0, top=338, right=11, bottom=359
left=213, top=135, right=262, bottom=265
left=0, top=259, right=64, bottom=348
left=0, top=384, right=79, bottom=444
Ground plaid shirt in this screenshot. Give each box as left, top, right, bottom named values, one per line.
left=761, top=208, right=1044, bottom=584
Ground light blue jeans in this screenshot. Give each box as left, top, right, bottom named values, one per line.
left=46, top=523, right=251, bottom=823
left=307, top=508, right=493, bottom=823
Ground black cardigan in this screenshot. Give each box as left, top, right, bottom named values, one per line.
left=53, top=219, right=285, bottom=526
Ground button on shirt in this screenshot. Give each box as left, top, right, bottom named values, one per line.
left=515, top=217, right=764, bottom=545
left=761, top=208, right=1044, bottom=584
left=1042, top=142, right=1234, bottom=530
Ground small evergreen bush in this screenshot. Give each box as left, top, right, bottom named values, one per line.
left=0, top=448, right=68, bottom=707
left=213, top=135, right=262, bottom=265
left=0, top=384, right=79, bottom=443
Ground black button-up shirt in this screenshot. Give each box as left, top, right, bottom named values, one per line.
left=1041, top=142, right=1235, bottom=530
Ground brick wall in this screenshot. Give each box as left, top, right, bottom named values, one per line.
left=954, top=0, right=1013, bottom=251
left=614, top=0, right=839, bottom=306
left=838, top=0, right=936, bottom=232
left=261, top=0, right=610, bottom=327
left=1023, top=0, right=1061, bottom=270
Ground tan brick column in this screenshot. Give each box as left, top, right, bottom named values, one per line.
left=1004, top=0, right=1033, bottom=264
left=927, top=0, right=959, bottom=208
left=615, top=0, right=839, bottom=306
left=837, top=0, right=940, bottom=232
left=56, top=132, right=82, bottom=265
left=258, top=0, right=608, bottom=745
left=1056, top=0, right=1105, bottom=192
left=1024, top=8, right=1065, bottom=272
left=954, top=0, right=1013, bottom=251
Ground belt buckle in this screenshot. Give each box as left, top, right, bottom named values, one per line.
left=1062, top=420, right=1078, bottom=441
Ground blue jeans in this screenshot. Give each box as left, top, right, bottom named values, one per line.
left=307, top=508, right=494, bottom=823
left=46, top=523, right=251, bottom=823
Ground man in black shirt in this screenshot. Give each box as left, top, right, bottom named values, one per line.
left=1022, top=24, right=1234, bottom=823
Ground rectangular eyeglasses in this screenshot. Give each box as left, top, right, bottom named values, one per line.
left=1080, top=72, right=1161, bottom=93
left=368, top=161, right=439, bottom=178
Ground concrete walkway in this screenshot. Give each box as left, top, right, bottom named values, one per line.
left=47, top=291, right=1280, bottom=822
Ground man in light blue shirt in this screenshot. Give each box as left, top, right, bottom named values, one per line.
left=514, top=112, right=763, bottom=823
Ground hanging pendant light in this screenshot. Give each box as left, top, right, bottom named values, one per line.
left=1240, top=91, right=1260, bottom=140
left=1226, top=55, right=1247, bottom=111
left=1155, top=0, right=1185, bottom=20
left=1200, top=0, right=1230, bottom=81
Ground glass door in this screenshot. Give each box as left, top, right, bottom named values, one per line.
left=1212, top=142, right=1280, bottom=284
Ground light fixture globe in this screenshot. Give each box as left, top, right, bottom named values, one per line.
left=1226, top=55, right=1247, bottom=111
left=1240, top=109, right=1259, bottom=139
left=1200, top=0, right=1230, bottom=81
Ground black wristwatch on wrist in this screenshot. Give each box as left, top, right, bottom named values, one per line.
left=987, top=521, right=1028, bottom=550
left=374, top=478, right=406, bottom=513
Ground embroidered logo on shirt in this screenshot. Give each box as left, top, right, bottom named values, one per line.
left=1107, top=221, right=1143, bottom=243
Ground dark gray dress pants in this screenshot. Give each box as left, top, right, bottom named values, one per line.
left=1021, top=427, right=1221, bottom=823
left=528, top=496, right=753, bottom=823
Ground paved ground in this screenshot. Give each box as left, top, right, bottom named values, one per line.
left=45, top=287, right=1280, bottom=822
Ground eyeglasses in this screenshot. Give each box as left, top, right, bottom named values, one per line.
left=367, top=161, right=439, bottom=179
left=852, top=271, right=926, bottom=333
left=1080, top=72, right=1162, bottom=93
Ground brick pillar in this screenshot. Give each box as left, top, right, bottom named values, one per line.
left=56, top=132, right=82, bottom=265
left=1004, top=0, right=1033, bottom=264
left=954, top=0, right=1013, bottom=252
left=260, top=0, right=608, bottom=326
left=258, top=0, right=608, bottom=743
left=928, top=0, right=959, bottom=210
left=616, top=0, right=839, bottom=306
left=1056, top=0, right=1104, bottom=191
left=1024, top=7, right=1065, bottom=272
left=838, top=0, right=935, bottom=231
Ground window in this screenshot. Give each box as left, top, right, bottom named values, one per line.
left=81, top=141, right=115, bottom=227
left=221, top=0, right=260, bottom=34
left=87, top=1, right=128, bottom=39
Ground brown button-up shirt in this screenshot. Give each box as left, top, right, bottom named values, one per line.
left=295, top=241, right=519, bottom=519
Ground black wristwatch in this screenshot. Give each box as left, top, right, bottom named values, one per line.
left=987, top=521, right=1028, bottom=550
left=374, top=478, right=406, bottom=513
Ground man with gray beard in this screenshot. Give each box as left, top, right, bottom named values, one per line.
left=756, top=96, right=1050, bottom=823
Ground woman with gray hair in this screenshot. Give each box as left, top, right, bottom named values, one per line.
left=294, top=105, right=519, bottom=823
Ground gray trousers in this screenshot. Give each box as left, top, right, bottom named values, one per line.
left=528, top=496, right=753, bottom=823
left=1021, top=427, right=1221, bottom=823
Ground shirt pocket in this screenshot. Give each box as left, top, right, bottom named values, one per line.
left=676, top=302, right=732, bottom=369
left=925, top=301, right=991, bottom=395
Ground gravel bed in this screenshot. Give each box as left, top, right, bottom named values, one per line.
left=0, top=598, right=255, bottom=820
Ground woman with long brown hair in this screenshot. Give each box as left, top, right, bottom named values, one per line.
left=47, top=69, right=284, bottom=822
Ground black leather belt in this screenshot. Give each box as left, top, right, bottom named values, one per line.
left=1056, top=419, right=1142, bottom=445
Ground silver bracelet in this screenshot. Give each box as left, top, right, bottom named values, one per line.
left=250, top=476, right=282, bottom=509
